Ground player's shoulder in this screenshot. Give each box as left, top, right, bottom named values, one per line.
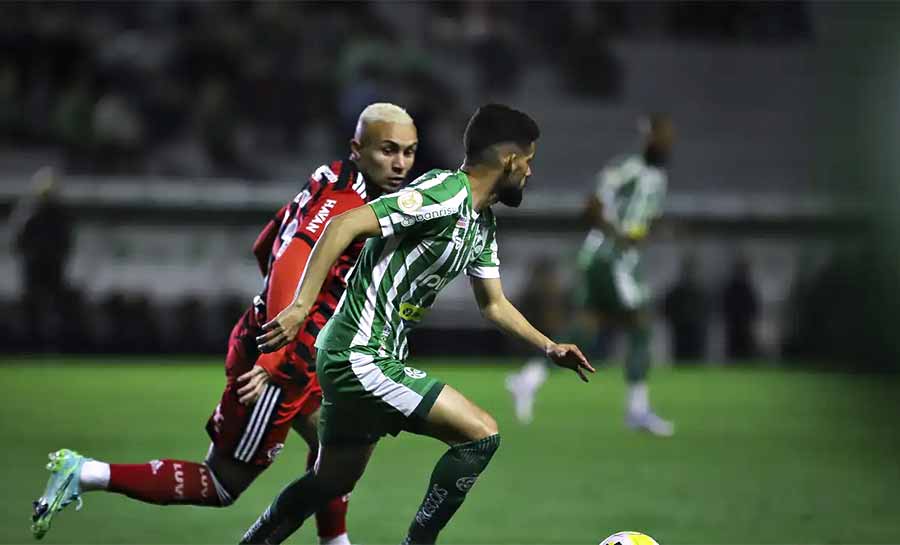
left=604, top=154, right=644, bottom=174
left=598, top=154, right=655, bottom=190
left=407, top=169, right=468, bottom=201
left=309, top=159, right=367, bottom=202
left=408, top=168, right=464, bottom=189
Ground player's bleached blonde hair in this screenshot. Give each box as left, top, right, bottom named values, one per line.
left=357, top=103, right=414, bottom=126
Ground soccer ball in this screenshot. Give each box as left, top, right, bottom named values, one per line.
left=600, top=531, right=660, bottom=545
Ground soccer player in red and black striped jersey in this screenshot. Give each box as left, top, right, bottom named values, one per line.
left=31, top=104, right=418, bottom=544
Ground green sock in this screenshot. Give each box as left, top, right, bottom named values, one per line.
left=240, top=471, right=328, bottom=544
left=625, top=324, right=651, bottom=384
left=403, top=434, right=501, bottom=544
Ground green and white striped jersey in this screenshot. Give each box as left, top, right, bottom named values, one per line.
left=579, top=154, right=667, bottom=263
left=315, top=169, right=499, bottom=360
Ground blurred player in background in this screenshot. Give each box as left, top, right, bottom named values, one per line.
left=31, top=104, right=419, bottom=544
left=9, top=167, right=73, bottom=351
left=507, top=113, right=675, bottom=436
left=239, top=104, right=593, bottom=545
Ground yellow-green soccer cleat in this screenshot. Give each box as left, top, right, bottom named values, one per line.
left=31, top=449, right=86, bottom=540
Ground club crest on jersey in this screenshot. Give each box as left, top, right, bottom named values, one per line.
left=404, top=366, right=427, bottom=379
left=398, top=189, right=424, bottom=214
left=473, top=225, right=487, bottom=255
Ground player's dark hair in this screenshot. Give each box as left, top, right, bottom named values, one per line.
left=463, top=104, right=540, bottom=163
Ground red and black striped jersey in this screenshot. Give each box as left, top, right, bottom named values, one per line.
left=251, top=159, right=370, bottom=388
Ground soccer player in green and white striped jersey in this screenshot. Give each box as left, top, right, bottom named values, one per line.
left=239, top=104, right=594, bottom=545
left=508, top=114, right=676, bottom=436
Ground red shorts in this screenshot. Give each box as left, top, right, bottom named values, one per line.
left=206, top=309, right=322, bottom=467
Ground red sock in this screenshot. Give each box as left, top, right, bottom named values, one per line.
left=308, top=450, right=349, bottom=539
left=108, top=459, right=225, bottom=507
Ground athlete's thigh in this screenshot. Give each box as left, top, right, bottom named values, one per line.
left=291, top=407, right=321, bottom=450
left=289, top=364, right=325, bottom=449
left=416, top=385, right=498, bottom=446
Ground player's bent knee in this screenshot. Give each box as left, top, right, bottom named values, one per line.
left=329, top=480, right=356, bottom=498
left=482, top=412, right=499, bottom=437
left=311, top=469, right=356, bottom=498
left=313, top=458, right=364, bottom=498
left=469, top=410, right=499, bottom=440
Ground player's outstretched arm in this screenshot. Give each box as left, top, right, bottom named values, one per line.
left=470, top=276, right=595, bottom=382
left=256, top=205, right=381, bottom=352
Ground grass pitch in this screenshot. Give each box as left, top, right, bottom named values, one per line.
left=1, top=356, right=898, bottom=544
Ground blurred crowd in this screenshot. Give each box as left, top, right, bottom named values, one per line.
left=0, top=1, right=810, bottom=179
left=0, top=2, right=457, bottom=180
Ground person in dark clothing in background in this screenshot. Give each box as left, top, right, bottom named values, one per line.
left=663, top=254, right=708, bottom=362
left=722, top=256, right=760, bottom=360
left=10, top=167, right=73, bottom=350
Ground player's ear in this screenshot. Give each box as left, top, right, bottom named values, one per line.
left=349, top=138, right=362, bottom=160
left=505, top=152, right=517, bottom=171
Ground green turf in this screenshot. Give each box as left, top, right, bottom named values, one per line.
left=1, top=356, right=898, bottom=544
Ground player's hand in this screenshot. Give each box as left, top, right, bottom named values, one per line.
left=546, top=343, right=595, bottom=383
left=256, top=304, right=309, bottom=353
left=237, top=365, right=271, bottom=405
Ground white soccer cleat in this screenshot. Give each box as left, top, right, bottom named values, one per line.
left=626, top=411, right=675, bottom=437
left=505, top=373, right=536, bottom=424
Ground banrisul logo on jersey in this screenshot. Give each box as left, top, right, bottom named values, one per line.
left=400, top=207, right=455, bottom=227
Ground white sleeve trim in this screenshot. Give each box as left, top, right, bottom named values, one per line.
left=466, top=265, right=500, bottom=278
left=378, top=215, right=394, bottom=238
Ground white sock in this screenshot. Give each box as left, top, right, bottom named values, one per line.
left=79, top=460, right=110, bottom=491
left=521, top=358, right=549, bottom=391
left=627, top=382, right=650, bottom=416
left=319, top=532, right=351, bottom=545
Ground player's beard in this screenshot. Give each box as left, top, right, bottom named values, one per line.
left=498, top=184, right=524, bottom=207
left=497, top=168, right=525, bottom=208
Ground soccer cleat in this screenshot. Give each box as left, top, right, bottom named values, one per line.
left=626, top=411, right=675, bottom=437
left=31, top=449, right=86, bottom=539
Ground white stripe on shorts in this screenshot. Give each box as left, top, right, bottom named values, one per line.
left=349, top=352, right=423, bottom=416
left=241, top=384, right=281, bottom=462
left=234, top=384, right=280, bottom=462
